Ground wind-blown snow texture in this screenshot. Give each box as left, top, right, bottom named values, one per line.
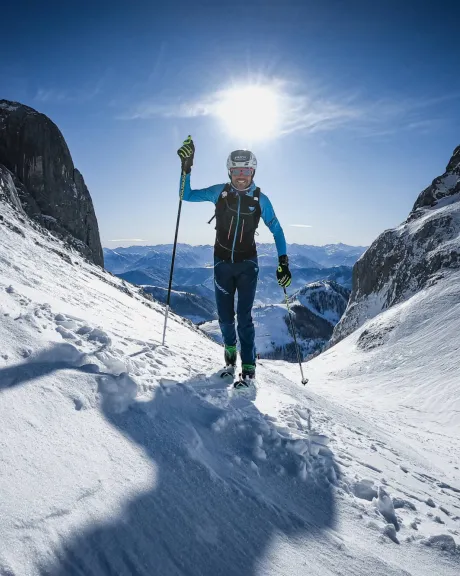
left=0, top=188, right=459, bottom=574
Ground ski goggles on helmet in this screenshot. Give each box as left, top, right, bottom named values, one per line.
left=229, top=167, right=254, bottom=177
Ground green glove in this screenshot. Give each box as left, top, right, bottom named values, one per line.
left=177, top=135, right=195, bottom=174
left=277, top=255, right=292, bottom=288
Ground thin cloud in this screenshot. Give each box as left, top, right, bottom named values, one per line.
left=35, top=78, right=105, bottom=104
left=290, top=224, right=312, bottom=228
left=353, top=93, right=460, bottom=137
left=121, top=79, right=363, bottom=137
left=108, top=239, right=147, bottom=242
left=35, top=88, right=69, bottom=103
left=121, top=78, right=460, bottom=139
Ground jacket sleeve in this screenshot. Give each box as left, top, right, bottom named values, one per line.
left=181, top=173, right=224, bottom=204
left=259, top=192, right=287, bottom=257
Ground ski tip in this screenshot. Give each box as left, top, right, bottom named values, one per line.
left=233, top=375, right=256, bottom=390
left=220, top=366, right=236, bottom=378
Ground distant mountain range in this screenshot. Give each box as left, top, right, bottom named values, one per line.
left=103, top=243, right=366, bottom=332
left=104, top=243, right=367, bottom=275
left=141, top=285, right=216, bottom=324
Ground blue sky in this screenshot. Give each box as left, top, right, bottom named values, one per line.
left=2, top=0, right=460, bottom=248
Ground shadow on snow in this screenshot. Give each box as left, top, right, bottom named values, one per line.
left=0, top=343, right=338, bottom=576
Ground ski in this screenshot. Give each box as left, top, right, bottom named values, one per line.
left=233, top=374, right=255, bottom=390
left=219, top=365, right=236, bottom=378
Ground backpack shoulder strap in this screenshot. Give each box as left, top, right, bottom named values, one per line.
left=221, top=182, right=231, bottom=197
left=207, top=183, right=231, bottom=224
left=252, top=187, right=262, bottom=229
left=253, top=187, right=261, bottom=215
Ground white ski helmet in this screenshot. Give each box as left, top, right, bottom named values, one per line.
left=226, top=149, right=257, bottom=172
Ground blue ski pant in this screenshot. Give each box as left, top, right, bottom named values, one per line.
left=214, top=256, right=259, bottom=366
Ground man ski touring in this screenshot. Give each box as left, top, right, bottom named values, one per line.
left=177, top=136, right=292, bottom=388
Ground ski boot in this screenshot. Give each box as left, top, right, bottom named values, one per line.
left=234, top=364, right=256, bottom=389
left=220, top=345, right=237, bottom=378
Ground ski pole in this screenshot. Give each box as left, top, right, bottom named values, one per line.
left=162, top=169, right=187, bottom=346
left=283, top=287, right=309, bottom=385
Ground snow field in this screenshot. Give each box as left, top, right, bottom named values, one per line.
left=0, top=199, right=459, bottom=574
left=279, top=270, right=460, bottom=559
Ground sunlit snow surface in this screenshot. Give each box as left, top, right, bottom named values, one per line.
left=0, top=198, right=459, bottom=575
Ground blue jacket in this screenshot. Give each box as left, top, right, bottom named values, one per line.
left=182, top=173, right=287, bottom=257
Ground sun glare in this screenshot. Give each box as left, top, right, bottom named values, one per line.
left=215, top=85, right=281, bottom=142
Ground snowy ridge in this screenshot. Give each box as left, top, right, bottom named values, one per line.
left=0, top=197, right=459, bottom=574
left=333, top=147, right=460, bottom=344
left=336, top=198, right=460, bottom=341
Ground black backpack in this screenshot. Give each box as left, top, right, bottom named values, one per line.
left=210, top=184, right=262, bottom=262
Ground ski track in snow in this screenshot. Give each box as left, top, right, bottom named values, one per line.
left=0, top=201, right=459, bottom=575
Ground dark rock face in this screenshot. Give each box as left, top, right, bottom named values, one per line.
left=0, top=100, right=103, bottom=266
left=331, top=145, right=460, bottom=344
left=411, top=145, right=460, bottom=212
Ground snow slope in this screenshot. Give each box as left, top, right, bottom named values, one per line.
left=0, top=198, right=459, bottom=575
left=283, top=269, right=460, bottom=550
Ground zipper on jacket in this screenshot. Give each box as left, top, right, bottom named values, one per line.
left=231, top=195, right=241, bottom=263
left=239, top=219, right=245, bottom=243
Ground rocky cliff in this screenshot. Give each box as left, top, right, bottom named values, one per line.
left=331, top=145, right=460, bottom=344
left=0, top=100, right=103, bottom=266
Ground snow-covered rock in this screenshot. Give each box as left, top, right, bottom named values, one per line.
left=0, top=99, right=103, bottom=266
left=332, top=145, right=460, bottom=344
left=0, top=164, right=26, bottom=213
left=289, top=280, right=350, bottom=327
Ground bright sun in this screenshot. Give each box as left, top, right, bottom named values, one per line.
left=215, top=85, right=281, bottom=142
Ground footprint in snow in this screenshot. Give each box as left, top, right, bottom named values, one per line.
left=352, top=479, right=378, bottom=501
left=54, top=316, right=112, bottom=349
left=97, top=372, right=138, bottom=414
left=375, top=486, right=400, bottom=531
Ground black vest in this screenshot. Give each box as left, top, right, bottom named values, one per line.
left=214, top=184, right=261, bottom=262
